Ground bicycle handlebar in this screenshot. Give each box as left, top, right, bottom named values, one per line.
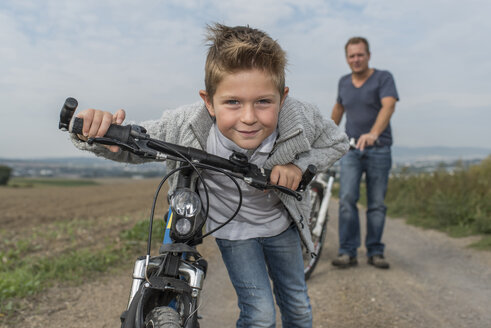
left=349, top=137, right=381, bottom=150
left=59, top=97, right=316, bottom=200
left=60, top=97, right=141, bottom=144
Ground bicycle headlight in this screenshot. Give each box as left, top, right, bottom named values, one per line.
left=175, top=217, right=192, bottom=235
left=170, top=189, right=201, bottom=218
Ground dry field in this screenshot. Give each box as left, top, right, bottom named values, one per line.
left=0, top=179, right=167, bottom=257
left=1, top=178, right=166, bottom=232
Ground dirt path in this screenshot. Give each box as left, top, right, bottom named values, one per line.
left=4, top=199, right=490, bottom=328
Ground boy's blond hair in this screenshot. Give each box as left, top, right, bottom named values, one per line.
left=204, top=23, right=287, bottom=101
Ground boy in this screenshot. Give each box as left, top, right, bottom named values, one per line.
left=72, top=23, right=348, bottom=327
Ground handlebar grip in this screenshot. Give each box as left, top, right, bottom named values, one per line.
left=70, top=117, right=84, bottom=135
left=349, top=137, right=381, bottom=149
left=297, top=164, right=317, bottom=192
left=59, top=97, right=78, bottom=131
left=70, top=117, right=133, bottom=144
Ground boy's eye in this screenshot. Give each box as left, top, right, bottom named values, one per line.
left=257, top=99, right=272, bottom=105
left=226, top=100, right=240, bottom=105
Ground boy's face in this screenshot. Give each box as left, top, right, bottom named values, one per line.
left=200, top=69, right=289, bottom=150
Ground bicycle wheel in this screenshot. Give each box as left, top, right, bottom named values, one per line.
left=303, top=181, right=328, bottom=280
left=145, top=306, right=181, bottom=328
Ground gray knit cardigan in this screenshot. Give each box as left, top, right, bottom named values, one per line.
left=71, top=96, right=349, bottom=255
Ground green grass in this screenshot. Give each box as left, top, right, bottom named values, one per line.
left=120, top=218, right=165, bottom=242
left=7, top=177, right=98, bottom=188
left=331, top=156, right=491, bottom=250
left=0, top=247, right=121, bottom=301
left=468, top=235, right=491, bottom=250
left=0, top=218, right=165, bottom=316
left=386, top=156, right=491, bottom=249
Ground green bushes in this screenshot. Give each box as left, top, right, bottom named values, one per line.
left=0, top=165, right=12, bottom=185
left=386, top=156, right=491, bottom=238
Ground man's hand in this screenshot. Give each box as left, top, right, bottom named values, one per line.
left=356, top=132, right=378, bottom=151
left=270, top=164, right=302, bottom=190
left=76, top=108, right=126, bottom=152
left=356, top=96, right=396, bottom=151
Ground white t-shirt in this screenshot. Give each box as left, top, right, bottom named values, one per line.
left=198, top=124, right=290, bottom=240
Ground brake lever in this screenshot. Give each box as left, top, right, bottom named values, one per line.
left=243, top=171, right=303, bottom=201
left=267, top=185, right=302, bottom=201
left=87, top=137, right=159, bottom=159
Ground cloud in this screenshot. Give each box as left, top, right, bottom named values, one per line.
left=0, top=0, right=490, bottom=158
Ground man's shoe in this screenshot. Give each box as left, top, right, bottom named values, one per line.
left=368, top=255, right=390, bottom=269
left=331, top=254, right=358, bottom=268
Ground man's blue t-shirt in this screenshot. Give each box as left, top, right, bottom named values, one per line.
left=336, top=69, right=399, bottom=146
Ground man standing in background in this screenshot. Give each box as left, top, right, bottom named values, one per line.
left=331, top=37, right=399, bottom=269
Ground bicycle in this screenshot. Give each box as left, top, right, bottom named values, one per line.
left=58, top=97, right=316, bottom=328
left=302, top=169, right=336, bottom=280
left=303, top=137, right=375, bottom=277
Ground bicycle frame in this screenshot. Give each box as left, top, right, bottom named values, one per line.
left=122, top=202, right=207, bottom=327
left=303, top=169, right=336, bottom=279
left=125, top=209, right=206, bottom=305
left=161, top=210, right=206, bottom=299
left=311, top=172, right=335, bottom=237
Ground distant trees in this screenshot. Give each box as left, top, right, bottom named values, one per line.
left=0, top=165, right=12, bottom=185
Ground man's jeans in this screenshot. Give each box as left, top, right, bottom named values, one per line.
left=338, top=146, right=392, bottom=258
left=216, top=224, right=312, bottom=328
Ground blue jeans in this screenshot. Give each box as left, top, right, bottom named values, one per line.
left=338, top=146, right=392, bottom=258
left=216, top=224, right=312, bottom=328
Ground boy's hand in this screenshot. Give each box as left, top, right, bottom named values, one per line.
left=76, top=108, right=126, bottom=152
left=270, top=164, right=302, bottom=191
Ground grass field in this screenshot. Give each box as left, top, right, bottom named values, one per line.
left=386, top=156, right=491, bottom=249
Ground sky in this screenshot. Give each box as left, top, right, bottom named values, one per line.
left=1, top=0, right=490, bottom=158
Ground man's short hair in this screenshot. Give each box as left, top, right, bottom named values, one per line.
left=204, top=23, right=287, bottom=101
left=345, top=37, right=370, bottom=55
